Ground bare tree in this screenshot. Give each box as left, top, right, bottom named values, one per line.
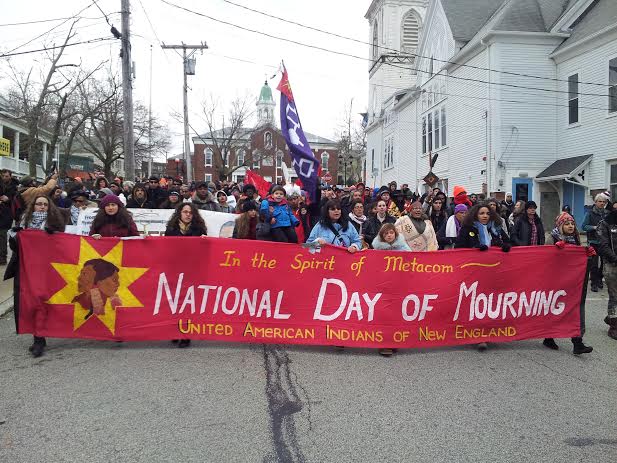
left=7, top=23, right=80, bottom=177
left=77, top=73, right=170, bottom=179
left=200, top=95, right=273, bottom=181
left=336, top=100, right=366, bottom=185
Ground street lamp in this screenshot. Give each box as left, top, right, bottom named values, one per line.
left=174, top=158, right=180, bottom=177
left=338, top=153, right=353, bottom=186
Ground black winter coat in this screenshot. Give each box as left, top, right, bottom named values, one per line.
left=596, top=216, right=617, bottom=264
left=364, top=214, right=396, bottom=246
left=511, top=215, right=545, bottom=246
left=455, top=224, right=509, bottom=249
left=164, top=225, right=206, bottom=236
left=0, top=178, right=19, bottom=229
left=126, top=198, right=156, bottom=209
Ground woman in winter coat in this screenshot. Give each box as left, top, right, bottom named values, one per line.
left=306, top=199, right=362, bottom=252
left=511, top=201, right=545, bottom=246
left=164, top=203, right=207, bottom=237
left=438, top=204, right=467, bottom=249
left=372, top=223, right=411, bottom=251
left=487, top=198, right=509, bottom=237
left=426, top=196, right=448, bottom=249
left=395, top=201, right=439, bottom=252
left=455, top=203, right=511, bottom=351
left=233, top=200, right=259, bottom=240
left=542, top=212, right=594, bottom=355
left=5, top=195, right=66, bottom=358
left=259, top=185, right=299, bottom=243
left=164, top=203, right=208, bottom=348
left=508, top=200, right=525, bottom=231
left=90, top=195, right=139, bottom=238
left=364, top=199, right=396, bottom=247
left=348, top=199, right=369, bottom=249
left=377, top=189, right=401, bottom=218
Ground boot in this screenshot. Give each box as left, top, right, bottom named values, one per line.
left=30, top=336, right=46, bottom=358
left=178, top=339, right=191, bottom=348
left=572, top=337, right=593, bottom=355
left=476, top=342, right=488, bottom=351
left=591, top=284, right=599, bottom=292
left=608, top=318, right=617, bottom=340
left=543, top=338, right=559, bottom=350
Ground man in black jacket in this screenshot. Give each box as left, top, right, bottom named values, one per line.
left=0, top=169, right=19, bottom=265
left=596, top=207, right=617, bottom=340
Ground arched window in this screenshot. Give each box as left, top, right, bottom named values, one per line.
left=236, top=149, right=245, bottom=166
left=276, top=151, right=284, bottom=167
left=401, top=10, right=420, bottom=53
left=264, top=132, right=272, bottom=148
left=205, top=148, right=213, bottom=167
left=321, top=152, right=329, bottom=172
left=372, top=20, right=379, bottom=58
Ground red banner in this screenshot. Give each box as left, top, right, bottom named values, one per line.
left=18, top=230, right=585, bottom=348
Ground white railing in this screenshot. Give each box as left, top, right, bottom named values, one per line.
left=0, top=156, right=45, bottom=179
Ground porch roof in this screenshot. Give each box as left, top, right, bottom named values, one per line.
left=535, top=154, right=592, bottom=182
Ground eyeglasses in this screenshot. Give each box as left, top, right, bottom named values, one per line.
left=35, top=202, right=49, bottom=207
left=328, top=206, right=341, bottom=211
left=149, top=180, right=158, bottom=184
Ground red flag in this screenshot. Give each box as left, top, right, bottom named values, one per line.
left=245, top=170, right=271, bottom=199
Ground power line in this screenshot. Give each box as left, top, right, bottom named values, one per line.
left=217, top=0, right=612, bottom=88
left=160, top=0, right=612, bottom=99
left=92, top=0, right=113, bottom=26
left=0, top=13, right=120, bottom=27
left=0, top=37, right=117, bottom=58
left=3, top=1, right=97, bottom=55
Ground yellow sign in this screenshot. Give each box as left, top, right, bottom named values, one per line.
left=0, top=137, right=9, bottom=156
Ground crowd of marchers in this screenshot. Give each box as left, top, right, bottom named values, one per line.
left=1, top=169, right=616, bottom=358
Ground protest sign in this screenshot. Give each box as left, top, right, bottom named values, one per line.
left=66, top=208, right=237, bottom=237
left=18, top=231, right=585, bottom=348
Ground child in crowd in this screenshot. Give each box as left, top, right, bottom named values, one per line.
left=371, top=223, right=411, bottom=251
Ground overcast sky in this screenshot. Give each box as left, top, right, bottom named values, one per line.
left=1, top=0, right=370, bottom=158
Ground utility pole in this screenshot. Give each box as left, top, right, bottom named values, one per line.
left=121, top=0, right=135, bottom=180
left=148, top=44, right=153, bottom=178
left=161, top=42, right=208, bottom=183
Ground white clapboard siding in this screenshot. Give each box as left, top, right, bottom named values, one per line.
left=556, top=39, right=617, bottom=192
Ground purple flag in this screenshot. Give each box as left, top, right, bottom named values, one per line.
left=277, top=69, right=321, bottom=201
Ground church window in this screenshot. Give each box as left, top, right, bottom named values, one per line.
left=265, top=132, right=273, bottom=148
left=321, top=152, right=329, bottom=172
left=401, top=10, right=420, bottom=53
left=372, top=20, right=379, bottom=58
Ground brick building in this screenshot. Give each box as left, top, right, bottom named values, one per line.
left=167, top=81, right=339, bottom=185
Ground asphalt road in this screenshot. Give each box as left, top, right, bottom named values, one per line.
left=1, top=293, right=616, bottom=463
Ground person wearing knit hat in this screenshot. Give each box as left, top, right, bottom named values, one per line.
left=449, top=185, right=472, bottom=215
left=438, top=203, right=468, bottom=249
left=545, top=212, right=595, bottom=354
left=215, top=190, right=234, bottom=213
left=583, top=193, right=610, bottom=291
left=259, top=185, right=299, bottom=243
left=511, top=200, right=545, bottom=246
left=160, top=190, right=182, bottom=209
left=395, top=200, right=438, bottom=251
left=90, top=195, right=139, bottom=238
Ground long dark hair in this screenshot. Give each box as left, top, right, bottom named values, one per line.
left=319, top=199, right=350, bottom=230
left=166, top=202, right=207, bottom=234
left=21, top=195, right=66, bottom=232
left=91, top=203, right=134, bottom=233
left=462, top=202, right=501, bottom=228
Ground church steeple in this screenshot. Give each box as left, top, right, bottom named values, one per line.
left=256, top=80, right=276, bottom=126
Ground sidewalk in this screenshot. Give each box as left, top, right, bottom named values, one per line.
left=0, top=262, right=13, bottom=317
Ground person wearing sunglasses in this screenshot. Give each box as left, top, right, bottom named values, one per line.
left=5, top=195, right=66, bottom=358
left=306, top=199, right=362, bottom=253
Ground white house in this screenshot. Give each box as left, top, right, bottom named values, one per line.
left=366, top=0, right=617, bottom=227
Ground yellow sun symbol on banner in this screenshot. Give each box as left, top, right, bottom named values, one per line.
left=48, top=238, right=148, bottom=335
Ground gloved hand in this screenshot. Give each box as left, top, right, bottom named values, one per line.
left=44, top=227, right=55, bottom=235
left=555, top=241, right=566, bottom=249
left=478, top=244, right=489, bottom=251
left=586, top=246, right=597, bottom=257
left=11, top=226, right=23, bottom=233
left=501, top=243, right=511, bottom=253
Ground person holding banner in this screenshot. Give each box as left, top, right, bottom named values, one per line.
left=164, top=203, right=208, bottom=238
left=364, top=200, right=396, bottom=247
left=5, top=195, right=66, bottom=357
left=90, top=195, right=139, bottom=239
left=455, top=202, right=511, bottom=351
left=306, top=200, right=361, bottom=253
left=233, top=201, right=259, bottom=240
left=543, top=212, right=594, bottom=354
left=395, top=202, right=439, bottom=252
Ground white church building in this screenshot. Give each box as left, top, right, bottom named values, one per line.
left=365, top=0, right=617, bottom=226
